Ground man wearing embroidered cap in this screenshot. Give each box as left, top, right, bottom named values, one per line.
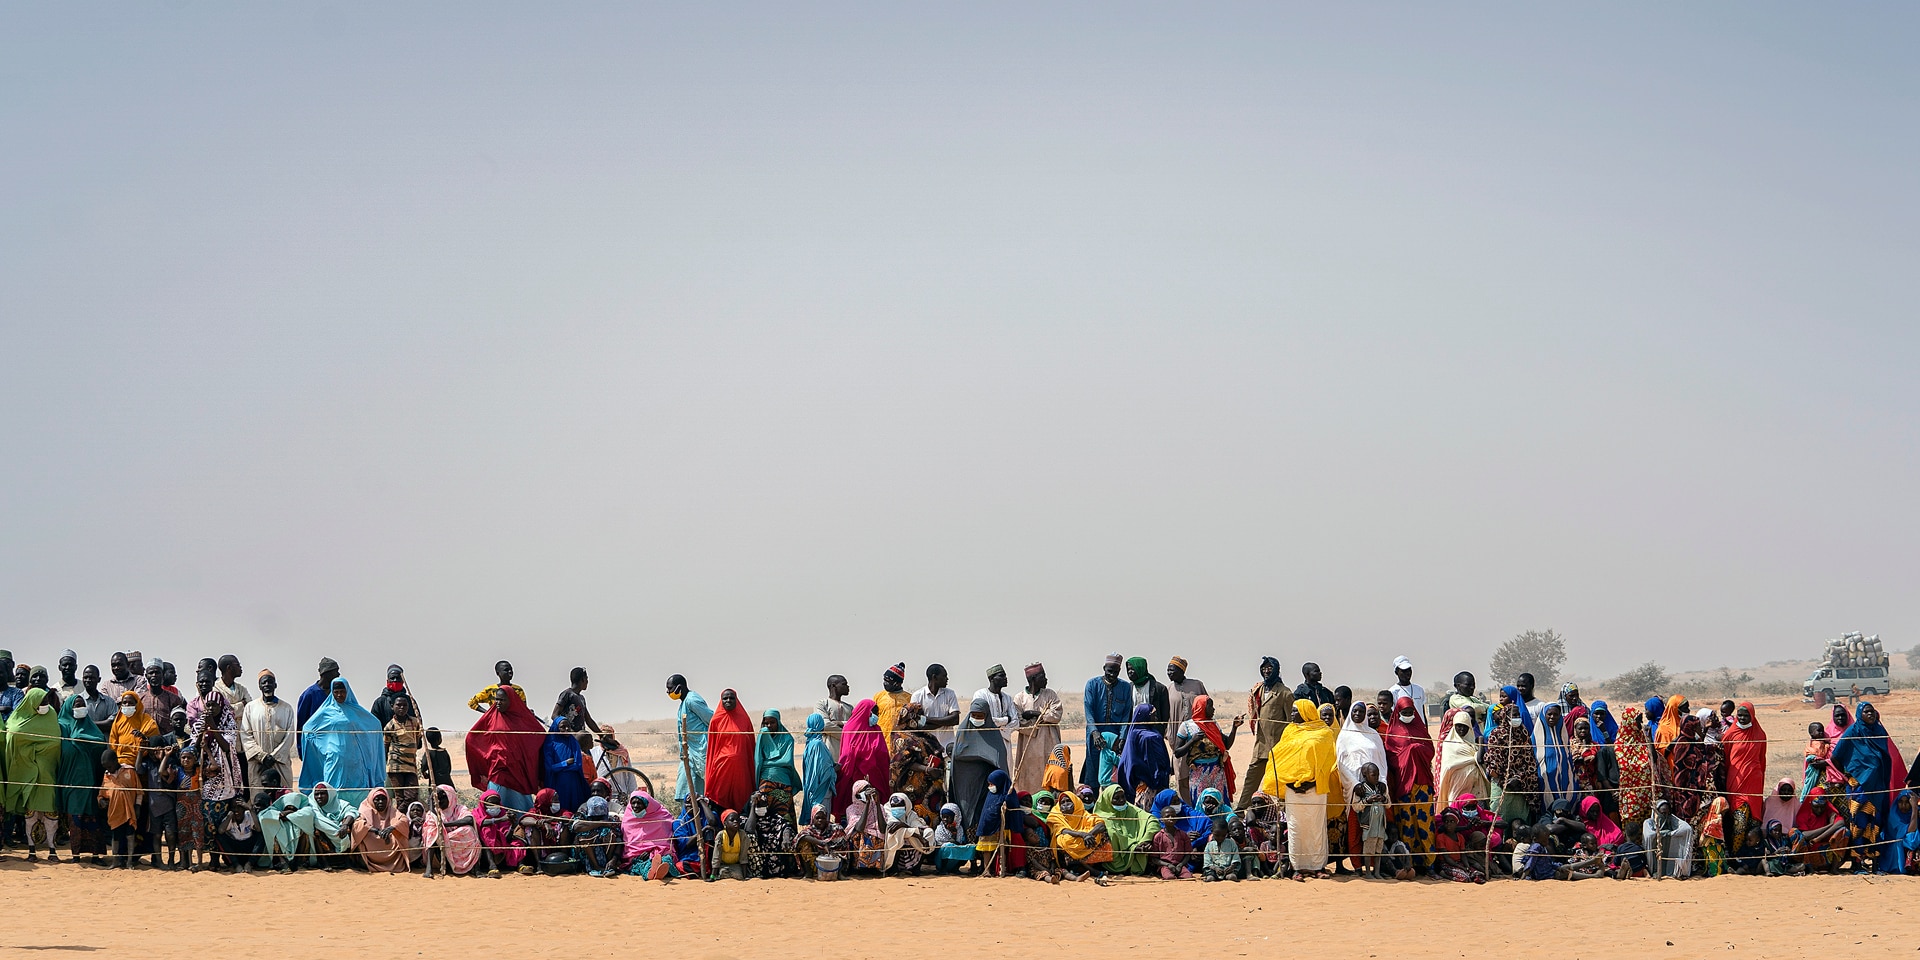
left=1166, top=656, right=1209, bottom=799
left=1390, top=656, right=1426, bottom=721
left=973, top=665, right=1015, bottom=730
left=1012, top=662, right=1062, bottom=794
left=1081, top=654, right=1132, bottom=789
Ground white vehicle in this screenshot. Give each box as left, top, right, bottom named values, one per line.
left=1803, top=631, right=1892, bottom=700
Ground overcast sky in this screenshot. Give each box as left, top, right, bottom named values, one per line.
left=3, top=3, right=1915, bottom=724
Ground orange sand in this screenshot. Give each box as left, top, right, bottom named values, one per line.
left=0, top=863, right=1914, bottom=959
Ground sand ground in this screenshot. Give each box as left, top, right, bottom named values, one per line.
left=0, top=863, right=1914, bottom=959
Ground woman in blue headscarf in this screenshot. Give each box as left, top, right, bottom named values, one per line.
left=1587, top=700, right=1619, bottom=744
left=299, top=678, right=385, bottom=806
left=1537, top=702, right=1575, bottom=805
left=542, top=715, right=590, bottom=814
left=801, top=713, right=837, bottom=825
left=1830, top=701, right=1903, bottom=872
left=754, top=708, right=800, bottom=825
left=1118, top=701, right=1171, bottom=806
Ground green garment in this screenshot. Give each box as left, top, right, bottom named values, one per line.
left=5, top=688, right=63, bottom=814
left=1093, top=783, right=1160, bottom=874
left=56, top=694, right=107, bottom=817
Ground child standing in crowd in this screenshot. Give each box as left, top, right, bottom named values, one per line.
left=1352, top=762, right=1389, bottom=878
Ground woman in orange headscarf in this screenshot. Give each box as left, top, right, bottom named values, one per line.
left=1654, top=694, right=1688, bottom=756
left=107, top=692, right=156, bottom=767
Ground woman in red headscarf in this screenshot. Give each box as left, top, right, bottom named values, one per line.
left=1720, top=700, right=1768, bottom=856
left=465, top=683, right=544, bottom=811
left=1383, top=695, right=1436, bottom=869
left=703, top=689, right=755, bottom=813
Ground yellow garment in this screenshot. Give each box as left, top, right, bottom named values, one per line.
left=872, top=689, right=913, bottom=754
left=1654, top=695, right=1687, bottom=753
left=467, top=683, right=528, bottom=712
left=1263, top=699, right=1336, bottom=796
left=107, top=695, right=157, bottom=767
left=717, top=828, right=743, bottom=864
left=1046, top=793, right=1111, bottom=863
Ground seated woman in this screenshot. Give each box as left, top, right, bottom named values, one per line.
left=1791, top=787, right=1850, bottom=873
left=1520, top=824, right=1608, bottom=881
left=1047, top=790, right=1112, bottom=884
left=307, top=782, right=357, bottom=871
left=1578, top=795, right=1641, bottom=879
left=971, top=772, right=1020, bottom=877
left=1017, top=792, right=1058, bottom=883
left=1093, top=784, right=1157, bottom=876
left=524, top=787, right=577, bottom=875
left=351, top=787, right=412, bottom=874
left=792, top=804, right=846, bottom=879
left=1641, top=799, right=1695, bottom=878
left=882, top=791, right=935, bottom=875
left=259, top=791, right=315, bottom=872
left=932, top=802, right=973, bottom=874
left=1147, top=789, right=1196, bottom=879
left=746, top=787, right=798, bottom=878
left=842, top=780, right=887, bottom=873
left=422, top=783, right=485, bottom=878
left=572, top=796, right=622, bottom=877
left=620, top=790, right=678, bottom=879
left=1431, top=810, right=1485, bottom=883
left=475, top=789, right=525, bottom=876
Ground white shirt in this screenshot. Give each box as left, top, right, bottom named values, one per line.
left=910, top=685, right=961, bottom=747
left=814, top=697, right=853, bottom=761
left=1389, top=682, right=1427, bottom=721
left=972, top=687, right=1016, bottom=729
left=239, top=696, right=297, bottom=767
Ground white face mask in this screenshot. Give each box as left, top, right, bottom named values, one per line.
left=548, top=803, right=560, bottom=813
left=1399, top=711, right=1416, bottom=723
left=1508, top=717, right=1522, bottom=728
left=484, top=804, right=502, bottom=815
left=1737, top=718, right=1753, bottom=729
left=987, top=784, right=999, bottom=794
left=752, top=805, right=768, bottom=816
left=120, top=705, right=136, bottom=716
left=36, top=705, right=49, bottom=714
left=888, top=806, right=907, bottom=822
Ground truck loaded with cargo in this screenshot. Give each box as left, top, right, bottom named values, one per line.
left=1803, top=631, right=1892, bottom=700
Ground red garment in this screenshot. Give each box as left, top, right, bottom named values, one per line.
left=703, top=689, right=755, bottom=813
left=1795, top=786, right=1838, bottom=832
left=466, top=686, right=544, bottom=794
left=1190, top=695, right=1237, bottom=798
left=1720, top=701, right=1768, bottom=818
left=1382, top=696, right=1435, bottom=792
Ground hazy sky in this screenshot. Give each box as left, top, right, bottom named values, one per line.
left=3, top=4, right=1916, bottom=724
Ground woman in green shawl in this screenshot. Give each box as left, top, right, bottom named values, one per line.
left=259, top=791, right=316, bottom=871
left=1093, top=782, right=1160, bottom=875
left=754, top=709, right=801, bottom=826
left=57, top=692, right=109, bottom=861
left=6, top=686, right=63, bottom=860
left=308, top=782, right=358, bottom=869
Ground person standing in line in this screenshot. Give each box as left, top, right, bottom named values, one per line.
left=973, top=665, right=1017, bottom=730
left=873, top=663, right=914, bottom=756
left=908, top=664, right=961, bottom=749
left=1081, top=655, right=1132, bottom=789
left=213, top=655, right=252, bottom=714
left=239, top=670, right=296, bottom=802
left=1011, top=663, right=1062, bottom=795
left=1390, top=657, right=1426, bottom=721
left=814, top=675, right=853, bottom=764
left=666, top=675, right=712, bottom=808
left=1166, top=657, right=1208, bottom=800
left=1237, top=657, right=1289, bottom=809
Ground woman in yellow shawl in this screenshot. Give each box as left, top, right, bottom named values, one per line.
left=1264, top=699, right=1336, bottom=877
left=1654, top=694, right=1687, bottom=757
left=108, top=691, right=157, bottom=768
left=1046, top=788, right=1113, bottom=882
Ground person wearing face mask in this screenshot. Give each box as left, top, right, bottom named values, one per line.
left=369, top=664, right=407, bottom=727
left=743, top=786, right=798, bottom=877
left=1091, top=783, right=1156, bottom=875
left=1124, top=657, right=1171, bottom=743
left=951, top=697, right=1008, bottom=843
left=971, top=769, right=1018, bottom=876
left=621, top=790, right=679, bottom=880
left=1383, top=695, right=1437, bottom=872
left=1483, top=703, right=1540, bottom=824
left=58, top=690, right=111, bottom=863
left=665, top=675, right=711, bottom=807
left=542, top=713, right=591, bottom=816
left=1721, top=700, right=1768, bottom=859
left=5, top=685, right=62, bottom=860
left=875, top=790, right=933, bottom=875
left=475, top=788, right=526, bottom=874
left=239, top=670, right=297, bottom=803
left=754, top=709, right=800, bottom=826
left=703, top=688, right=755, bottom=815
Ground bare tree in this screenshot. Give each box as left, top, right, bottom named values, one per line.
left=1489, top=629, right=1568, bottom=689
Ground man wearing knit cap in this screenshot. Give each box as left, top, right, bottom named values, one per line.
left=1166, top=656, right=1209, bottom=800
left=873, top=662, right=913, bottom=756
left=1081, top=654, right=1132, bottom=789
left=240, top=668, right=297, bottom=802
left=1012, top=662, right=1062, bottom=794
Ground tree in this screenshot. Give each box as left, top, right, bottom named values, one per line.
left=1488, top=629, right=1568, bottom=690
left=1605, top=661, right=1671, bottom=702
left=1907, top=645, right=1920, bottom=670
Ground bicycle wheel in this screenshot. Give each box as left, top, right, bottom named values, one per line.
left=604, top=765, right=653, bottom=801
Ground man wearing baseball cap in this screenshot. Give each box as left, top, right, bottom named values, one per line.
left=1390, top=656, right=1426, bottom=720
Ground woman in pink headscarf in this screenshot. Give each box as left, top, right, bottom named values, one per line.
left=620, top=789, right=677, bottom=880
left=421, top=783, right=483, bottom=877
left=833, top=699, right=891, bottom=818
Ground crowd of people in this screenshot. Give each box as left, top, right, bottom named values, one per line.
left=0, top=645, right=1915, bottom=883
